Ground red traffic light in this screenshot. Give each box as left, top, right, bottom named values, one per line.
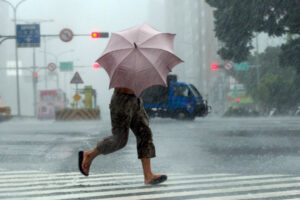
left=236, top=98, right=240, bottom=102
left=93, top=62, right=100, bottom=69
left=0, top=99, right=2, bottom=103
left=91, top=32, right=100, bottom=38
left=211, top=62, right=219, bottom=70
left=34, top=72, right=38, bottom=77
left=91, top=32, right=109, bottom=38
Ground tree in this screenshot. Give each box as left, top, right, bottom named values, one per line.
left=280, top=37, right=300, bottom=73
left=206, top=0, right=300, bottom=72
left=227, top=46, right=300, bottom=113
left=253, top=73, right=294, bottom=112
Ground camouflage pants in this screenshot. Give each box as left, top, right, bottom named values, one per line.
left=96, top=90, right=156, bottom=159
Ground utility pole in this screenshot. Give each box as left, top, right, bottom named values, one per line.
left=0, top=0, right=30, bottom=116
left=32, top=48, right=37, bottom=117
left=255, top=33, right=260, bottom=86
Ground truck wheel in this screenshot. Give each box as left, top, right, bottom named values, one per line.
left=177, top=112, right=186, bottom=119
left=175, top=110, right=195, bottom=120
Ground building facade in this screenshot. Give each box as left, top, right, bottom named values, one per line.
left=163, top=0, right=220, bottom=98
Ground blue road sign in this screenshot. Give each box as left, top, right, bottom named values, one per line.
left=17, top=24, right=40, bottom=48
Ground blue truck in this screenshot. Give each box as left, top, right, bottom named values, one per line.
left=141, top=75, right=210, bottom=120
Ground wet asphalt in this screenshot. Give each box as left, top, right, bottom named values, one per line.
left=0, top=116, right=300, bottom=176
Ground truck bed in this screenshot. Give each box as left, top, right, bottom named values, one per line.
left=141, top=85, right=169, bottom=104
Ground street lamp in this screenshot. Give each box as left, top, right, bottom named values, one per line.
left=0, top=0, right=30, bottom=116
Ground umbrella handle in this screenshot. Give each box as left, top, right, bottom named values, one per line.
left=134, top=42, right=137, bottom=48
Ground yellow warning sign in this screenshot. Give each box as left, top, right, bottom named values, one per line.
left=73, top=93, right=81, bottom=102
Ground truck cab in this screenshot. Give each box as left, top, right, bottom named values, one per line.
left=169, top=82, right=209, bottom=119
left=142, top=75, right=210, bottom=120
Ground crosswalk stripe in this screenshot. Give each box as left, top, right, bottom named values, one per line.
left=189, top=190, right=300, bottom=200
left=1, top=172, right=300, bottom=200
left=0, top=172, right=132, bottom=180
left=0, top=173, right=233, bottom=193
left=1, top=175, right=300, bottom=198
left=0, top=173, right=235, bottom=188
left=24, top=180, right=300, bottom=200
left=0, top=170, right=41, bottom=175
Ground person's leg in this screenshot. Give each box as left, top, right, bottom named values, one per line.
left=141, top=158, right=166, bottom=184
left=80, top=92, right=132, bottom=176
left=131, top=99, right=167, bottom=184
left=81, top=125, right=130, bottom=175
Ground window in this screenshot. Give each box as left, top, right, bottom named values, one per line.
left=189, top=84, right=202, bottom=98
left=173, top=86, right=190, bottom=97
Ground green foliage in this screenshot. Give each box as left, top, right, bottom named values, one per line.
left=280, top=38, right=300, bottom=73
left=226, top=46, right=299, bottom=112
left=206, top=0, right=300, bottom=72
left=253, top=73, right=294, bottom=111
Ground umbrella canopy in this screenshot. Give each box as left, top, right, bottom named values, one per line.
left=96, top=23, right=183, bottom=96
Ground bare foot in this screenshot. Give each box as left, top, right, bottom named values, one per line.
left=144, top=174, right=167, bottom=185
left=81, top=152, right=92, bottom=175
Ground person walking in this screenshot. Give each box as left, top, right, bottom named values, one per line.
left=79, top=87, right=167, bottom=185
left=79, top=23, right=182, bottom=185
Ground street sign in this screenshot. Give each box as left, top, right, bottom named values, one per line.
left=73, top=93, right=81, bottom=102
left=234, top=62, right=249, bottom=71
left=16, top=24, right=40, bottom=48
left=60, top=62, right=73, bottom=71
left=224, top=62, right=234, bottom=71
left=70, top=72, right=84, bottom=84
left=59, top=28, right=74, bottom=42
left=48, top=63, right=57, bottom=72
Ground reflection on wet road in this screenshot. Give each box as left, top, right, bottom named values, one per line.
left=0, top=117, right=300, bottom=199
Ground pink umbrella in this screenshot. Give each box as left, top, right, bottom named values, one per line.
left=96, top=23, right=183, bottom=96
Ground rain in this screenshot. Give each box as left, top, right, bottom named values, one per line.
left=0, top=0, right=300, bottom=199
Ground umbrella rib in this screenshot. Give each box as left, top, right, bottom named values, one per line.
left=138, top=47, right=183, bottom=70
left=114, top=33, right=134, bottom=47
left=139, top=33, right=175, bottom=53
left=100, top=48, right=133, bottom=60
left=138, top=46, right=176, bottom=56
left=139, top=33, right=164, bottom=46
left=136, top=49, right=167, bottom=85
left=109, top=49, right=135, bottom=78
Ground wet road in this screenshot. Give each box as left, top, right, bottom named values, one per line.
left=1, top=116, right=300, bottom=199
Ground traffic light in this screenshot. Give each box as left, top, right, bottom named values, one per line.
left=91, top=32, right=99, bottom=38
left=236, top=98, right=240, bottom=102
left=33, top=72, right=38, bottom=82
left=0, top=98, right=2, bottom=104
left=91, top=32, right=109, bottom=38
left=211, top=62, right=219, bottom=71
left=93, top=62, right=100, bottom=69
